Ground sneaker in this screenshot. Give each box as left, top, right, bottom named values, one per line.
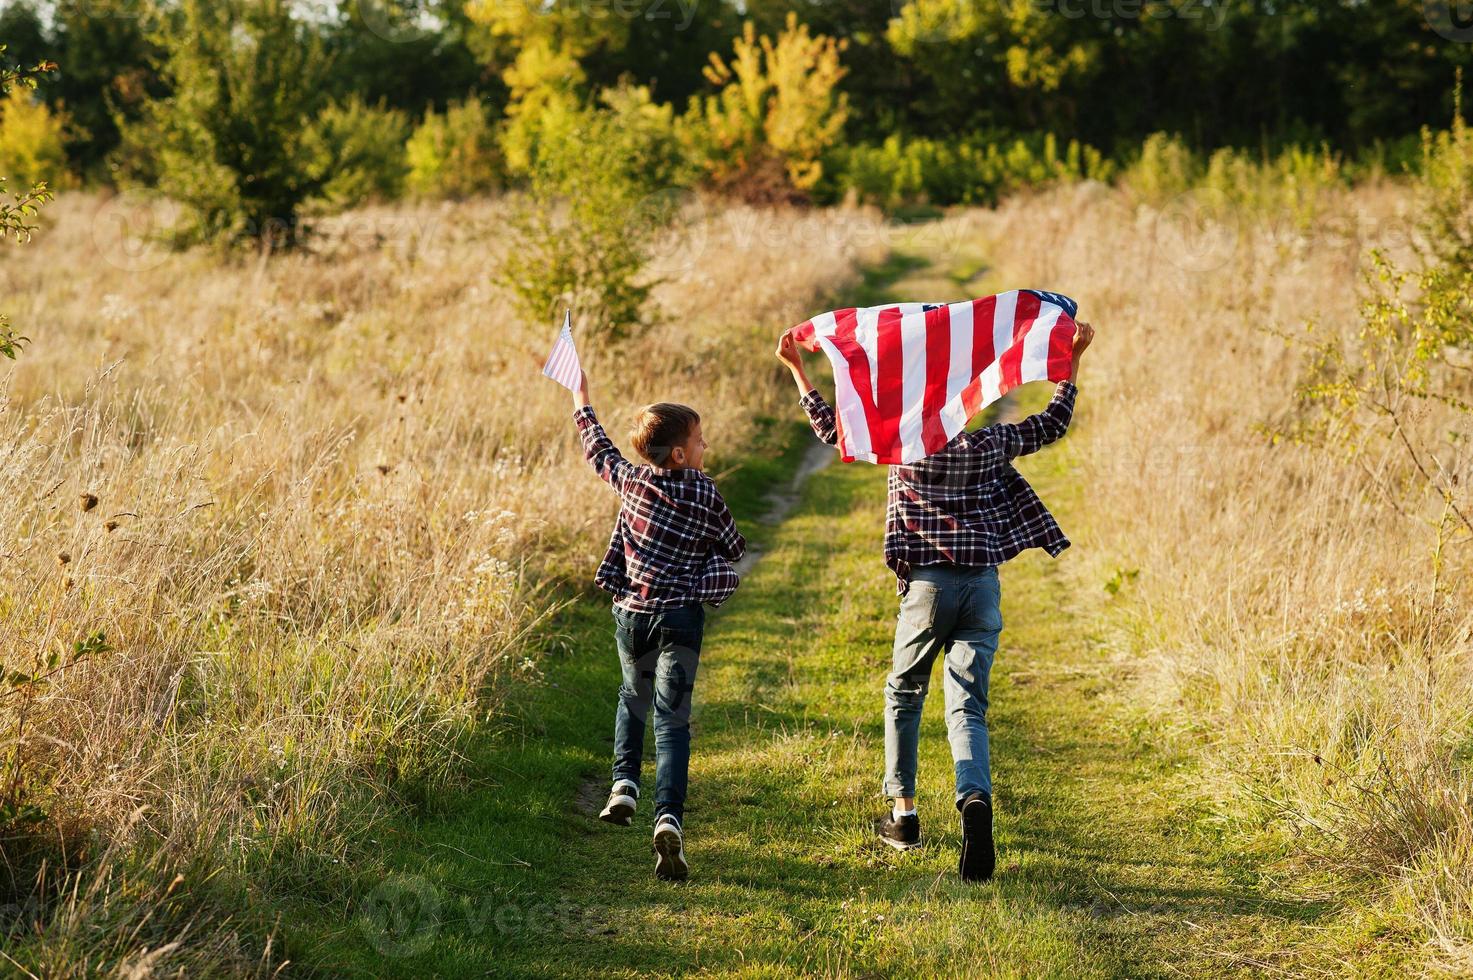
left=652, top=814, right=689, bottom=881
left=873, top=809, right=921, bottom=851
left=599, top=780, right=638, bottom=826
left=959, top=791, right=995, bottom=882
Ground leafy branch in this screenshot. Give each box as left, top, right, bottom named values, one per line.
left=0, top=47, right=59, bottom=359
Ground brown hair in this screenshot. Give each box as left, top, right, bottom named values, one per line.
left=629, top=403, right=700, bottom=466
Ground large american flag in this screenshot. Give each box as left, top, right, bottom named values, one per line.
left=790, top=290, right=1078, bottom=465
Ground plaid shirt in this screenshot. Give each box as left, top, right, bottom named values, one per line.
left=799, top=381, right=1077, bottom=594
left=574, top=406, right=746, bottom=612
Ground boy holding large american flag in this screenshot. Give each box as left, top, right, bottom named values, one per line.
left=776, top=308, right=1094, bottom=882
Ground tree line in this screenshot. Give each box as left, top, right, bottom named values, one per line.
left=1, top=0, right=1467, bottom=185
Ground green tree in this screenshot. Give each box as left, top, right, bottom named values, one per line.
left=323, top=1, right=489, bottom=117
left=119, top=0, right=331, bottom=246
left=498, top=91, right=688, bottom=342
left=0, top=48, right=55, bottom=359
left=51, top=0, right=163, bottom=181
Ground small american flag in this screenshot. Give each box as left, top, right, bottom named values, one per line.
left=542, top=311, right=582, bottom=392
left=790, top=290, right=1078, bottom=465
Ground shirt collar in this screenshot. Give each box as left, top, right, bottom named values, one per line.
left=648, top=464, right=702, bottom=479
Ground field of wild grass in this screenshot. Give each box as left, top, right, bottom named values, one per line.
left=0, top=192, right=887, bottom=971
left=977, top=175, right=1473, bottom=965
left=2, top=148, right=1471, bottom=973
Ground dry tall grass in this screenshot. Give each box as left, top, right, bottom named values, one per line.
left=0, top=192, right=888, bottom=972
left=978, top=179, right=1473, bottom=967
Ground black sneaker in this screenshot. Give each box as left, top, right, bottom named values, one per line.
left=873, top=810, right=921, bottom=851
left=599, top=780, right=638, bottom=826
left=652, top=814, right=689, bottom=881
left=959, top=791, right=995, bottom=882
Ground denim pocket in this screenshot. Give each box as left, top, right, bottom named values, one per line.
left=657, top=625, right=703, bottom=658
left=899, top=581, right=942, bottom=630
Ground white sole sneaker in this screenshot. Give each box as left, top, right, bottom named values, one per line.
left=599, top=785, right=638, bottom=826
left=879, top=834, right=922, bottom=852
left=653, top=822, right=688, bottom=881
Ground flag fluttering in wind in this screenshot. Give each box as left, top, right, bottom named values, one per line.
left=789, top=290, right=1079, bottom=465
left=542, top=310, right=582, bottom=392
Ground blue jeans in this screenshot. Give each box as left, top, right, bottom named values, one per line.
left=884, top=565, right=1001, bottom=807
left=611, top=604, right=704, bottom=823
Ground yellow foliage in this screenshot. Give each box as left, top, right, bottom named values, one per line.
left=0, top=88, right=71, bottom=190
left=684, top=14, right=848, bottom=197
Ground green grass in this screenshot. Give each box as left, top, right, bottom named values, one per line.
left=278, top=230, right=1343, bottom=978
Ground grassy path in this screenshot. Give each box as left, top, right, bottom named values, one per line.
left=284, top=232, right=1331, bottom=978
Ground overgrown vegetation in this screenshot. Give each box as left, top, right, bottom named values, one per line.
left=824, top=131, right=1113, bottom=207
left=1, top=0, right=1468, bottom=249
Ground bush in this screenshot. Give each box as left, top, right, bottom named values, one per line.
left=117, top=0, right=330, bottom=246
left=306, top=96, right=410, bottom=210
left=498, top=97, right=686, bottom=343
left=1120, top=132, right=1199, bottom=205
left=0, top=87, right=71, bottom=190
left=1420, top=84, right=1473, bottom=269
left=406, top=96, right=501, bottom=199
left=824, top=132, right=1113, bottom=208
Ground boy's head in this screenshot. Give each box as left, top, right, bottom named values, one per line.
left=631, top=403, right=705, bottom=471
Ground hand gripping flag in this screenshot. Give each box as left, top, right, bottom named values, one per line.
left=542, top=310, right=582, bottom=391
left=789, top=290, right=1079, bottom=465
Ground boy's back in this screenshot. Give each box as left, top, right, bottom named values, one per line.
left=797, top=381, right=1077, bottom=593
left=575, top=405, right=746, bottom=609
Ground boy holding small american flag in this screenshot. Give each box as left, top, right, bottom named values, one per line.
left=545, top=319, right=746, bottom=881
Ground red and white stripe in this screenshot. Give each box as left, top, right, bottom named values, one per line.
left=790, top=292, right=1076, bottom=464
left=542, top=311, right=582, bottom=392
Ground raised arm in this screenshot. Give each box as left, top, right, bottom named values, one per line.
left=570, top=371, right=635, bottom=492
left=776, top=330, right=839, bottom=447
left=993, top=320, right=1093, bottom=459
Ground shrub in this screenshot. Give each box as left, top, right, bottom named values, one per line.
left=824, top=132, right=1113, bottom=208
left=1420, top=82, right=1473, bottom=269
left=118, top=0, right=330, bottom=246
left=498, top=97, right=686, bottom=343
left=1120, top=132, right=1199, bottom=205
left=0, top=86, right=71, bottom=190
left=306, top=96, right=411, bottom=210
left=681, top=13, right=848, bottom=203
left=406, top=96, right=501, bottom=199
